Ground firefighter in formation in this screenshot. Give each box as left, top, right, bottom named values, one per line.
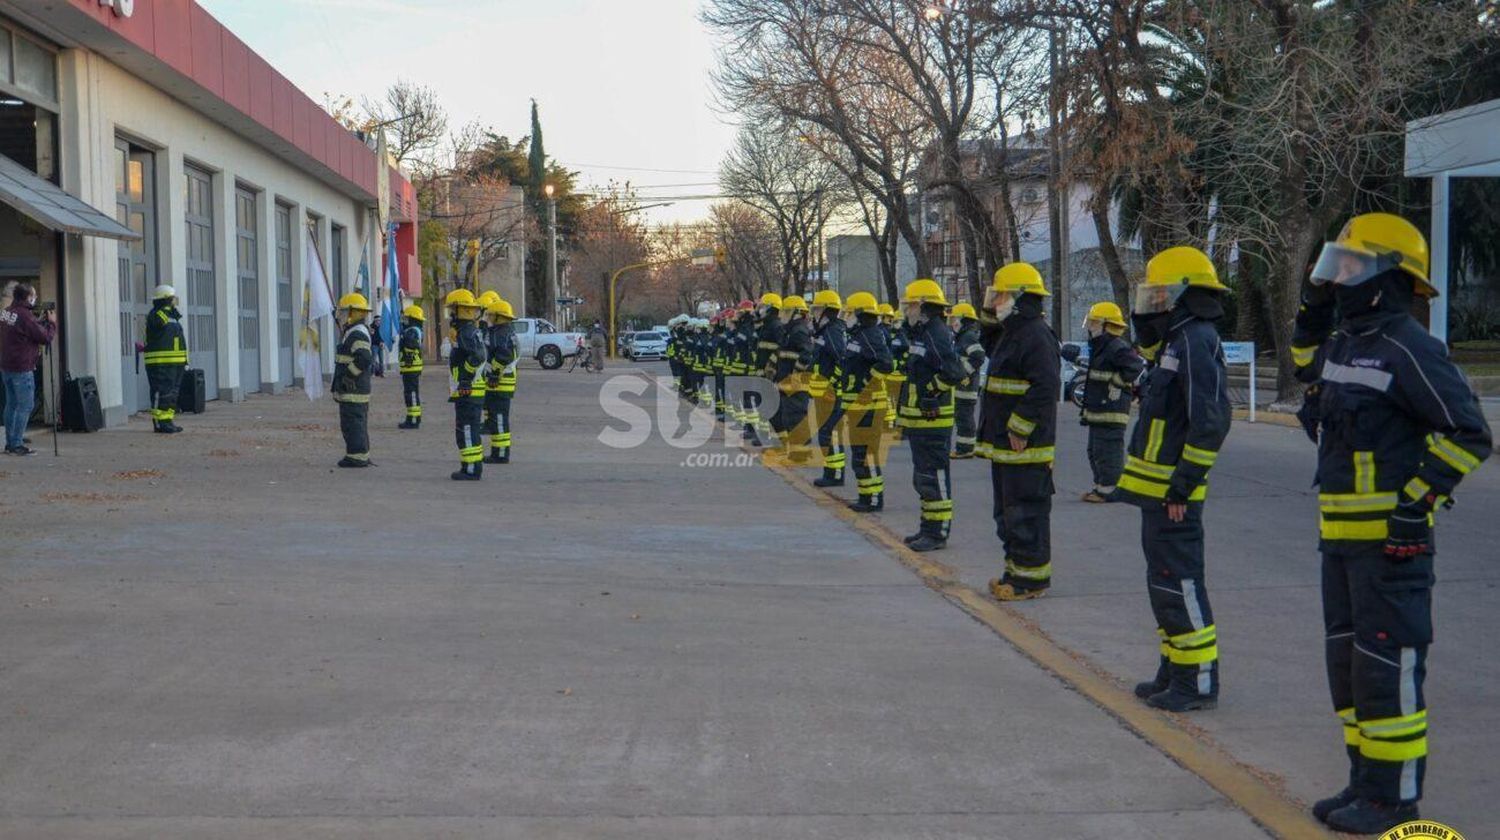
left=445, top=288, right=488, bottom=481
left=397, top=304, right=425, bottom=429
left=331, top=292, right=374, bottom=468
left=1061, top=302, right=1143, bottom=502
left=484, top=295, right=518, bottom=464
left=142, top=284, right=188, bottom=435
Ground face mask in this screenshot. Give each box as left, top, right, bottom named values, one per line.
left=993, top=298, right=1016, bottom=321
left=1087, top=323, right=1104, bottom=339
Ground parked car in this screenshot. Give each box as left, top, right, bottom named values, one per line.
left=512, top=318, right=587, bottom=370
left=625, top=330, right=668, bottom=361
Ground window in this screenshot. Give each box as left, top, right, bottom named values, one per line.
left=0, top=24, right=59, bottom=109
left=330, top=223, right=347, bottom=298
left=236, top=188, right=259, bottom=352
left=513, top=320, right=531, bottom=335
left=276, top=203, right=293, bottom=350
left=537, top=320, right=555, bottom=334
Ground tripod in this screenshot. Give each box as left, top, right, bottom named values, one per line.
left=43, top=340, right=58, bottom=456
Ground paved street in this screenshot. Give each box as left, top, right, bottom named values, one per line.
left=1, top=364, right=1278, bottom=839
left=5, top=362, right=1497, bottom=838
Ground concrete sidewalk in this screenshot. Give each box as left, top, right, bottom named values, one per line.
left=797, top=389, right=1499, bottom=837
left=0, top=367, right=1272, bottom=839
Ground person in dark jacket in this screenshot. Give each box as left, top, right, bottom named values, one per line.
left=1118, top=246, right=1233, bottom=714
left=729, top=302, right=757, bottom=430
left=331, top=293, right=374, bottom=468
left=1, top=282, right=55, bottom=454
left=746, top=293, right=783, bottom=446
left=1062, top=301, right=1145, bottom=502
left=589, top=321, right=608, bottom=374
left=1297, top=213, right=1491, bottom=834
left=484, top=298, right=519, bottom=464
left=397, top=305, right=425, bottom=429
left=895, top=279, right=967, bottom=552
left=810, top=290, right=849, bottom=486
left=446, top=289, right=488, bottom=481
left=369, top=315, right=386, bottom=378
left=142, top=284, right=188, bottom=435
left=881, top=303, right=908, bottom=430
left=840, top=292, right=894, bottom=511
left=947, top=302, right=986, bottom=459
left=771, top=295, right=816, bottom=461
left=978, top=264, right=1061, bottom=600
left=711, top=310, right=733, bottom=422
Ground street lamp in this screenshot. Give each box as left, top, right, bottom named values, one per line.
left=544, top=183, right=558, bottom=326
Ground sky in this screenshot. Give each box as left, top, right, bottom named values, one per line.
left=199, top=0, right=741, bottom=226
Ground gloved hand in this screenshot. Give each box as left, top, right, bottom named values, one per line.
left=1297, top=383, right=1322, bottom=444
left=918, top=396, right=941, bottom=419
left=1385, top=500, right=1433, bottom=561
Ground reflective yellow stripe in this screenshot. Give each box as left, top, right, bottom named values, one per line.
left=1118, top=472, right=1208, bottom=502
left=350, top=340, right=371, bottom=352
left=1403, top=477, right=1431, bottom=502
left=1124, top=455, right=1173, bottom=479
left=1360, top=711, right=1427, bottom=740
left=985, top=377, right=1030, bottom=395
left=1317, top=492, right=1398, bottom=514
left=1182, top=444, right=1218, bottom=468
left=1339, top=707, right=1362, bottom=746
left=143, top=352, right=189, bottom=364
left=1319, top=517, right=1388, bottom=541
left=1353, top=451, right=1375, bottom=495
left=1168, top=644, right=1218, bottom=665
left=1082, top=410, right=1130, bottom=425
left=1359, top=736, right=1427, bottom=762
left=1429, top=435, right=1481, bottom=474
left=977, top=444, right=1056, bottom=465
left=1006, top=414, right=1035, bottom=436
left=1291, top=344, right=1317, bottom=368
left=1088, top=369, right=1114, bottom=381
left=1139, top=341, right=1162, bottom=362
left=1144, top=418, right=1165, bottom=462
left=1167, top=625, right=1217, bottom=648
left=1004, top=558, right=1052, bottom=580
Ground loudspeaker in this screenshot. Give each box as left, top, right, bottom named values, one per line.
left=178, top=368, right=206, bottom=414
left=61, top=375, right=104, bottom=433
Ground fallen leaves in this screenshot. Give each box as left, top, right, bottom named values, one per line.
left=39, top=492, right=140, bottom=504
left=112, top=469, right=164, bottom=480
left=206, top=449, right=242, bottom=458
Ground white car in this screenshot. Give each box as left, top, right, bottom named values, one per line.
left=626, top=331, right=668, bottom=361
left=512, top=318, right=587, bottom=370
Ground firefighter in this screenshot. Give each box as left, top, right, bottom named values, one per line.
left=711, top=310, right=732, bottom=422
left=948, top=302, right=986, bottom=459
left=331, top=292, right=374, bottom=468
left=665, top=315, right=684, bottom=395
left=746, top=293, right=784, bottom=446
left=1117, top=246, right=1232, bottom=713
left=810, top=289, right=848, bottom=487
left=896, top=279, right=966, bottom=552
left=772, top=295, right=816, bottom=461
left=1298, top=213, right=1491, bottom=834
left=445, top=288, right=488, bottom=481
left=1062, top=302, right=1144, bottom=502
left=977, top=264, right=1061, bottom=600
left=484, top=297, right=518, bottom=464
left=729, top=300, right=758, bottom=431
left=142, top=284, right=188, bottom=434
left=841, top=292, right=894, bottom=511
left=879, top=302, right=907, bottom=430
left=695, top=319, right=715, bottom=406
left=396, top=304, right=425, bottom=430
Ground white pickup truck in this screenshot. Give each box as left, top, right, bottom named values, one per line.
left=512, top=318, right=586, bottom=369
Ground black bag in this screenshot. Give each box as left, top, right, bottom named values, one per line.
left=61, top=375, right=104, bottom=433
left=178, top=368, right=206, bottom=414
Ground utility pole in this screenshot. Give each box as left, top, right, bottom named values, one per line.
left=545, top=183, right=558, bottom=325
left=1047, top=25, right=1066, bottom=335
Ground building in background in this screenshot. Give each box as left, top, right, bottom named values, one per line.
left=826, top=233, right=918, bottom=303
left=425, top=175, right=526, bottom=311
left=0, top=0, right=418, bottom=427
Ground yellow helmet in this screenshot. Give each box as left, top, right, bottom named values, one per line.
left=845, top=291, right=879, bottom=314
left=877, top=303, right=896, bottom=319
left=402, top=304, right=425, bottom=322
left=337, top=292, right=371, bottom=312
left=949, top=302, right=978, bottom=320
left=758, top=292, right=783, bottom=309
left=487, top=298, right=515, bottom=320
left=782, top=295, right=810, bottom=314
left=476, top=290, right=501, bottom=309
left=812, top=289, right=842, bottom=310
left=902, top=278, right=947, bottom=306
left=1085, top=301, right=1126, bottom=329
left=992, top=262, right=1050, bottom=296
left=445, top=288, right=477, bottom=308
left=1310, top=212, right=1434, bottom=297
left=1136, top=246, right=1229, bottom=315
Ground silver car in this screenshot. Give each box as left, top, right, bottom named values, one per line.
left=626, top=331, right=668, bottom=361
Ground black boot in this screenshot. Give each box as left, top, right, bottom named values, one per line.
left=1325, top=799, right=1418, bottom=835
left=813, top=470, right=844, bottom=488
left=485, top=448, right=505, bottom=464
left=337, top=456, right=370, bottom=468
left=154, top=423, right=181, bottom=434
left=451, top=463, right=483, bottom=481
left=1145, top=688, right=1217, bottom=712
left=1134, top=658, right=1170, bottom=699
left=907, top=534, right=947, bottom=552
left=398, top=419, right=417, bottom=430
left=1311, top=788, right=1359, bottom=824
left=848, top=496, right=883, bottom=513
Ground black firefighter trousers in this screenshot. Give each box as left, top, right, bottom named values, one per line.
left=908, top=428, right=953, bottom=539
left=1141, top=503, right=1219, bottom=699
left=337, top=401, right=369, bottom=463
left=1087, top=423, right=1126, bottom=491
left=453, top=396, right=484, bottom=477
left=992, top=462, right=1054, bottom=590
left=1322, top=543, right=1431, bottom=805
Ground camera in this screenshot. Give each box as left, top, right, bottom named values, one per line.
left=35, top=300, right=56, bottom=313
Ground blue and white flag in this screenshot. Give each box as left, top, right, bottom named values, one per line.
left=381, top=222, right=400, bottom=348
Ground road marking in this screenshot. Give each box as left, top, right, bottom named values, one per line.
left=754, top=452, right=1327, bottom=840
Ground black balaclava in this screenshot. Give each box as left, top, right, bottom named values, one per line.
left=1178, top=286, right=1225, bottom=322
left=1012, top=292, right=1045, bottom=320
left=857, top=311, right=880, bottom=330
left=919, top=301, right=946, bottom=324
left=1337, top=268, right=1414, bottom=327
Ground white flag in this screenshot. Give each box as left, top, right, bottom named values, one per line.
left=300, top=238, right=337, bottom=401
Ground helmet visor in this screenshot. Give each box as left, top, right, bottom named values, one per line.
left=1133, top=283, right=1186, bottom=316
left=1309, top=243, right=1390, bottom=288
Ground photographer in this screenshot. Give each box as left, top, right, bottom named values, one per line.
left=1, top=282, right=56, bottom=456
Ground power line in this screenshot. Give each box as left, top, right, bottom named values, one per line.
left=572, top=162, right=721, bottom=175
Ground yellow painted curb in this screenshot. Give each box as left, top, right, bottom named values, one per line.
left=756, top=453, right=1329, bottom=840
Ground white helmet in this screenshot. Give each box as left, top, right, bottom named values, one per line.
left=153, top=284, right=176, bottom=300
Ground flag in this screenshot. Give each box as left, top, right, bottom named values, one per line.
left=381, top=221, right=401, bottom=348
left=355, top=226, right=371, bottom=298
left=300, top=235, right=336, bottom=401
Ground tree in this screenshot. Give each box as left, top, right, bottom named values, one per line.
left=719, top=122, right=847, bottom=296
left=570, top=184, right=651, bottom=323
left=361, top=80, right=449, bottom=171
left=710, top=201, right=781, bottom=303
